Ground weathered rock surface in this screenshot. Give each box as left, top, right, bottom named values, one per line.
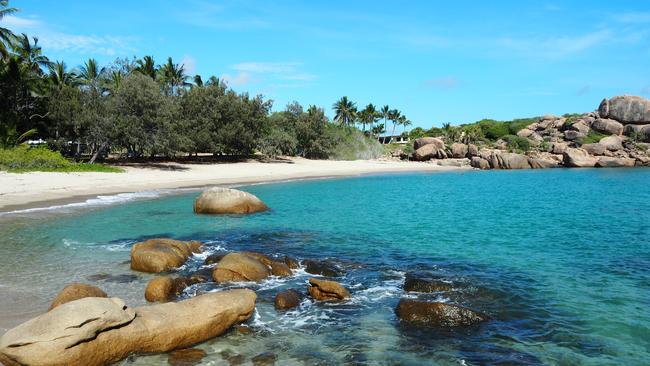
left=599, top=96, right=650, bottom=124
left=252, top=352, right=278, bottom=366
left=623, top=124, right=650, bottom=142
left=308, top=278, right=350, bottom=301
left=582, top=143, right=606, bottom=156
left=413, top=137, right=444, bottom=150
left=131, top=238, right=202, bottom=273
left=596, top=157, right=636, bottom=167
left=212, top=252, right=270, bottom=283
left=270, top=261, right=292, bottom=277
left=413, top=143, right=448, bottom=161
left=145, top=276, right=174, bottom=302
left=488, top=152, right=531, bottom=169
left=193, top=187, right=268, bottom=215
left=49, top=283, right=107, bottom=310
left=470, top=156, right=490, bottom=170
left=395, top=299, right=488, bottom=327
left=563, top=148, right=598, bottom=167
left=0, top=290, right=256, bottom=366
left=592, top=118, right=624, bottom=136
left=274, top=289, right=302, bottom=310
left=599, top=135, right=624, bottom=151
left=468, top=144, right=479, bottom=156
left=450, top=143, right=468, bottom=158
left=284, top=256, right=300, bottom=269
left=404, top=274, right=452, bottom=293
left=303, top=259, right=341, bottom=277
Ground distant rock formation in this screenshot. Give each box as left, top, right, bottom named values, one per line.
left=194, top=187, right=268, bottom=215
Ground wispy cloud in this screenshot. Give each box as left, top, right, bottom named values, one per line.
left=181, top=55, right=197, bottom=75
left=496, top=30, right=611, bottom=58
left=223, top=61, right=316, bottom=87
left=221, top=72, right=256, bottom=87
left=423, top=76, right=458, bottom=89
left=2, top=15, right=135, bottom=56
left=180, top=0, right=269, bottom=30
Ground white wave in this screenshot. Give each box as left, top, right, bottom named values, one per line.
left=0, top=188, right=198, bottom=216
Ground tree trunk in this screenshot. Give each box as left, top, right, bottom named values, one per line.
left=89, top=141, right=108, bottom=164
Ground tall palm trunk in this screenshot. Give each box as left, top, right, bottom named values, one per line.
left=390, top=121, right=397, bottom=144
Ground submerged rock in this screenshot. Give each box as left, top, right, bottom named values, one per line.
left=403, top=274, right=452, bottom=293
left=193, top=187, right=268, bottom=215
left=308, top=278, right=350, bottom=301
left=303, top=259, right=342, bottom=277
left=274, top=289, right=302, bottom=310
left=130, top=238, right=202, bottom=273
left=168, top=348, right=207, bottom=366
left=49, top=283, right=107, bottom=311
left=270, top=261, right=292, bottom=277
left=395, top=299, right=488, bottom=327
left=252, top=352, right=278, bottom=366
left=0, top=290, right=256, bottom=366
left=283, top=256, right=300, bottom=269
left=212, top=252, right=270, bottom=283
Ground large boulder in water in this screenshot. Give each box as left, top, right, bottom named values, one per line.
left=49, top=283, right=107, bottom=310
left=212, top=252, right=270, bottom=283
left=599, top=96, right=650, bottom=124
left=488, top=152, right=531, bottom=169
left=303, top=259, right=342, bottom=277
left=395, top=299, right=488, bottom=327
left=308, top=278, right=350, bottom=301
left=404, top=274, right=452, bottom=293
left=194, top=187, right=268, bottom=215
left=563, top=148, right=598, bottom=167
left=0, top=290, right=256, bottom=366
left=592, top=118, right=624, bottom=135
left=274, top=289, right=302, bottom=310
left=131, top=238, right=202, bottom=273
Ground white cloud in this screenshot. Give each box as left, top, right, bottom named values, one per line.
left=221, top=72, right=255, bottom=87
left=424, top=76, right=458, bottom=89
left=224, top=61, right=316, bottom=87
left=496, top=30, right=611, bottom=58
left=2, top=15, right=134, bottom=56
left=181, top=55, right=196, bottom=75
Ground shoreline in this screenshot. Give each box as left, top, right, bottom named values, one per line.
left=0, top=158, right=470, bottom=213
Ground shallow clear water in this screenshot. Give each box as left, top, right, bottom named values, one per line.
left=1, top=169, right=649, bottom=365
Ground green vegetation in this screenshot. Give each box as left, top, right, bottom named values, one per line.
left=578, top=131, right=607, bottom=145
left=0, top=1, right=398, bottom=166
left=0, top=145, right=122, bottom=172
left=501, top=135, right=531, bottom=152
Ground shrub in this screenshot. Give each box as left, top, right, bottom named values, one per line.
left=502, top=135, right=531, bottom=152
left=0, top=145, right=122, bottom=172
left=577, top=131, right=607, bottom=145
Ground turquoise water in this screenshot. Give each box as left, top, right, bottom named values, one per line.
left=1, top=169, right=649, bottom=365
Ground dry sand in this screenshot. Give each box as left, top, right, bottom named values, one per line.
left=0, top=158, right=469, bottom=212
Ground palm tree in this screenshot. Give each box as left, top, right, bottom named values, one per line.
left=159, top=57, right=190, bottom=96
left=387, top=109, right=401, bottom=143
left=358, top=103, right=378, bottom=131
left=134, top=55, right=157, bottom=79
left=380, top=105, right=390, bottom=143
left=332, top=96, right=357, bottom=127
left=400, top=116, right=412, bottom=137
left=193, top=74, right=203, bottom=87
left=105, top=69, right=124, bottom=93
left=48, top=61, right=78, bottom=88
left=78, top=58, right=105, bottom=94
left=0, top=0, right=18, bottom=60
left=14, top=33, right=50, bottom=75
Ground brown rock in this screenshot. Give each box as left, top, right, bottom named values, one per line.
left=550, top=142, right=568, bottom=154
left=563, top=148, right=598, bottom=167
left=470, top=156, right=490, bottom=170
left=131, top=238, right=202, bottom=273
left=623, top=124, right=650, bottom=142
left=450, top=143, right=468, bottom=158
left=303, top=259, right=341, bottom=277
left=468, top=144, right=479, bottom=156
left=308, top=278, right=350, bottom=301
left=564, top=130, right=585, bottom=141
left=168, top=348, right=207, bottom=366
left=0, top=290, right=256, bottom=366
left=599, top=95, right=650, bottom=124
left=193, top=187, right=268, bottom=215
left=596, top=157, right=636, bottom=167
left=413, top=143, right=447, bottom=161
left=284, top=256, right=300, bottom=269
left=404, top=275, right=452, bottom=293
left=252, top=352, right=278, bottom=366
left=488, top=152, right=531, bottom=169
left=274, top=289, right=302, bottom=310
left=145, top=276, right=174, bottom=302
left=395, top=299, right=488, bottom=327
left=592, top=118, right=624, bottom=135
left=599, top=135, right=624, bottom=151
left=270, top=261, right=292, bottom=277
left=582, top=143, right=606, bottom=156
left=241, top=251, right=272, bottom=266
left=212, top=253, right=270, bottom=283
left=49, top=283, right=107, bottom=311
left=413, top=137, right=444, bottom=150
left=204, top=253, right=227, bottom=266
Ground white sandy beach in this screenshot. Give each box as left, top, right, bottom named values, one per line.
left=0, top=158, right=469, bottom=212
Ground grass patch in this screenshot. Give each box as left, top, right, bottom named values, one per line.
left=577, top=131, right=607, bottom=145
left=0, top=145, right=123, bottom=173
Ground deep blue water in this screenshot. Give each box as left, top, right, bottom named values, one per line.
left=1, top=168, right=649, bottom=365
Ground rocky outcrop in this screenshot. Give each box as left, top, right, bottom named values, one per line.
left=130, top=238, right=202, bottom=273
left=488, top=152, right=531, bottom=169
left=308, top=278, right=350, bottom=301
left=0, top=290, right=255, bottom=366
left=145, top=276, right=174, bottom=302
left=413, top=143, right=448, bottom=161
left=563, top=148, right=598, bottom=167
left=582, top=143, right=606, bottom=156
left=193, top=187, right=268, bottom=215
left=395, top=299, right=488, bottom=327
left=275, top=289, right=302, bottom=310
left=413, top=137, right=444, bottom=150
left=596, top=157, right=636, bottom=167
left=270, top=261, right=292, bottom=277
left=599, top=96, right=650, bottom=124
left=303, top=259, right=341, bottom=277
left=212, top=252, right=270, bottom=283
left=470, top=156, right=490, bottom=170
left=599, top=135, right=624, bottom=151
left=451, top=143, right=468, bottom=158
left=592, top=118, right=624, bottom=136
left=49, top=283, right=107, bottom=310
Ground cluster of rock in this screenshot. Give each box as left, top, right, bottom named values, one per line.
left=410, top=95, right=650, bottom=169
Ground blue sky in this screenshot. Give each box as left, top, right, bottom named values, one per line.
left=4, top=1, right=650, bottom=129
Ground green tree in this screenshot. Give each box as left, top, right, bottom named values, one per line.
left=358, top=103, right=378, bottom=131
left=0, top=0, right=17, bottom=60
left=379, top=105, right=390, bottom=142
left=48, top=61, right=78, bottom=89
left=158, top=57, right=189, bottom=96
left=13, top=33, right=49, bottom=75
left=333, top=96, right=357, bottom=127
left=387, top=109, right=401, bottom=143
left=78, top=58, right=105, bottom=95
left=134, top=55, right=157, bottom=80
